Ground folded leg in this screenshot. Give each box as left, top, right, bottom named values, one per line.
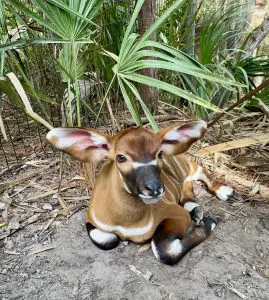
left=86, top=222, right=120, bottom=250
left=151, top=216, right=217, bottom=265
left=181, top=180, right=203, bottom=223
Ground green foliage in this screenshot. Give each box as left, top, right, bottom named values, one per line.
left=0, top=0, right=268, bottom=130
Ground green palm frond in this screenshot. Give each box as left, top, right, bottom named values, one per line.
left=107, top=0, right=243, bottom=128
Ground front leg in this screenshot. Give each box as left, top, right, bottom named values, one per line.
left=86, top=223, right=120, bottom=250
left=181, top=181, right=203, bottom=223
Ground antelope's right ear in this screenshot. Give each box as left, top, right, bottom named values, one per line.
left=46, top=128, right=110, bottom=163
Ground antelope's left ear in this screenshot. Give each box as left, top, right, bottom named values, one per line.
left=158, top=120, right=207, bottom=155
left=46, top=127, right=110, bottom=163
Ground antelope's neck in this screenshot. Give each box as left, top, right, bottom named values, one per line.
left=160, top=154, right=191, bottom=204
left=90, top=161, right=151, bottom=227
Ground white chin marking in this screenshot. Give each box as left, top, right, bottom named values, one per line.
left=216, top=186, right=233, bottom=201
left=139, top=192, right=165, bottom=204
left=184, top=202, right=199, bottom=212
left=167, top=239, right=183, bottom=256
left=90, top=229, right=117, bottom=245
left=141, top=198, right=161, bottom=204
left=151, top=240, right=160, bottom=261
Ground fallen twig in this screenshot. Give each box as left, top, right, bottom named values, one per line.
left=28, top=245, right=55, bottom=256
left=0, top=160, right=59, bottom=194
left=128, top=265, right=153, bottom=281
left=228, top=287, right=246, bottom=299
left=25, top=184, right=76, bottom=203
left=198, top=133, right=269, bottom=157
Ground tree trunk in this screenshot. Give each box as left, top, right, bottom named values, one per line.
left=138, top=0, right=158, bottom=114
left=183, top=0, right=196, bottom=57
left=244, top=15, right=269, bottom=57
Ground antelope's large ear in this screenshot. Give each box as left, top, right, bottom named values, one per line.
left=46, top=128, right=110, bottom=163
left=158, top=121, right=207, bottom=155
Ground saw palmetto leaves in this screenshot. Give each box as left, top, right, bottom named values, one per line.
left=104, top=0, right=243, bottom=130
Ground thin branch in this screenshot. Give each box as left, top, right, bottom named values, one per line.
left=208, top=79, right=269, bottom=127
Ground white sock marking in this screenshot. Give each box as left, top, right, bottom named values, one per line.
left=216, top=186, right=233, bottom=201
left=184, top=202, right=199, bottom=212
left=167, top=239, right=183, bottom=256
left=90, top=229, right=117, bottom=245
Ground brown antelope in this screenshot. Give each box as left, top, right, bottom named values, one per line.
left=46, top=121, right=241, bottom=265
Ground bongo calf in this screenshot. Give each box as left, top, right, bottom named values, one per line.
left=47, top=121, right=241, bottom=265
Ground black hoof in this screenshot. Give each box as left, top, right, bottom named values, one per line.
left=227, top=191, right=243, bottom=202
left=203, top=216, right=218, bottom=233
left=190, top=206, right=204, bottom=223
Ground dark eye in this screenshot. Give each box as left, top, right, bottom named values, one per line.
left=158, top=151, right=163, bottom=159
left=117, top=154, right=127, bottom=163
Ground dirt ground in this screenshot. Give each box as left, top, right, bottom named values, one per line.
left=1, top=177, right=269, bottom=300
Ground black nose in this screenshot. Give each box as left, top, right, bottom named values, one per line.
left=144, top=181, right=164, bottom=197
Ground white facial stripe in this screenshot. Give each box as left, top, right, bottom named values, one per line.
left=167, top=239, right=183, bottom=256
left=216, top=186, right=233, bottom=201
left=184, top=202, right=199, bottom=212
left=92, top=212, right=153, bottom=237
left=132, top=160, right=157, bottom=169
left=90, top=229, right=117, bottom=245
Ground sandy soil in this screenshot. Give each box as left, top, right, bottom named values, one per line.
left=1, top=183, right=269, bottom=300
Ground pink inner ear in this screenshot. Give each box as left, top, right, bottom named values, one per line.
left=176, top=124, right=202, bottom=139
left=163, top=122, right=205, bottom=144
left=67, top=130, right=99, bottom=148
left=49, top=128, right=109, bottom=151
